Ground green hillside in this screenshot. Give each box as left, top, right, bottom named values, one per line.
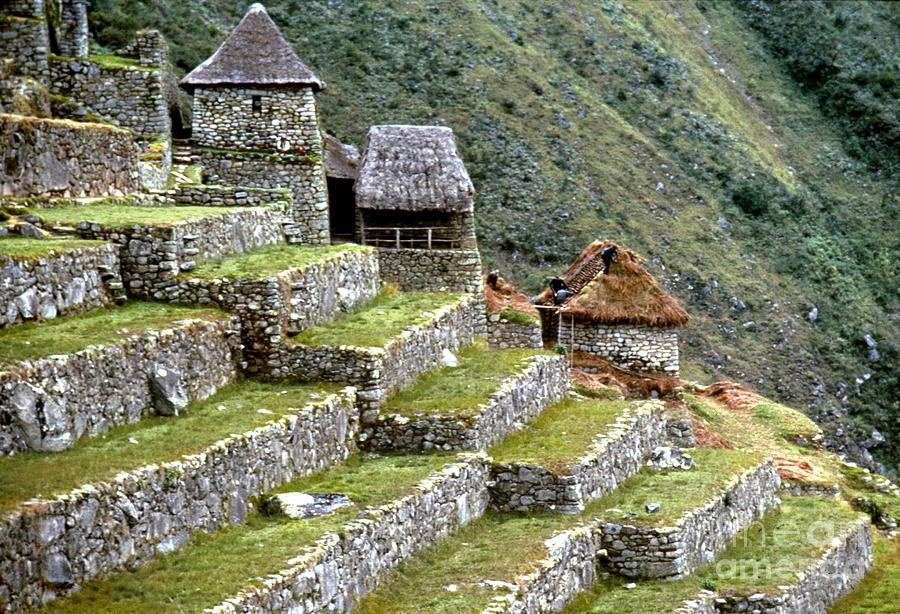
left=87, top=0, right=899, bottom=474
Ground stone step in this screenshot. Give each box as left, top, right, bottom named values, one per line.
left=359, top=345, right=567, bottom=453
left=34, top=452, right=490, bottom=614
left=0, top=381, right=356, bottom=613
left=561, top=497, right=871, bottom=614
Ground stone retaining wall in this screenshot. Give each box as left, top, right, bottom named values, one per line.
left=1, top=114, right=141, bottom=197
left=600, top=461, right=781, bottom=579
left=667, top=416, right=696, bottom=448
left=71, top=207, right=286, bottom=298
left=375, top=248, right=483, bottom=296
left=143, top=184, right=293, bottom=208
left=0, top=15, right=48, bottom=78
left=272, top=295, right=481, bottom=409
left=558, top=320, right=680, bottom=376
left=157, top=248, right=379, bottom=371
left=0, top=316, right=240, bottom=455
left=0, top=388, right=358, bottom=613
left=359, top=354, right=568, bottom=453
left=486, top=312, right=542, bottom=349
left=0, top=243, right=121, bottom=329
left=490, top=401, right=667, bottom=514
left=204, top=453, right=491, bottom=614
left=198, top=150, right=329, bottom=245
left=778, top=481, right=841, bottom=498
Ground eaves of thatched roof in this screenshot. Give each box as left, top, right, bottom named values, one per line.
left=354, top=125, right=475, bottom=212
left=536, top=240, right=690, bottom=328
left=180, top=3, right=324, bottom=93
left=323, top=132, right=360, bottom=180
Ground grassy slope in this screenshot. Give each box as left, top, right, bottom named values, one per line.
left=88, top=0, right=899, bottom=473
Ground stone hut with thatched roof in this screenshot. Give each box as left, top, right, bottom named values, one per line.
left=353, top=125, right=483, bottom=295
left=536, top=240, right=689, bottom=375
left=179, top=3, right=330, bottom=245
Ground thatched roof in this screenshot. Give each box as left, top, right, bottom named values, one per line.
left=180, top=3, right=324, bottom=93
left=323, top=132, right=360, bottom=180
left=536, top=240, right=690, bottom=328
left=354, top=125, right=474, bottom=212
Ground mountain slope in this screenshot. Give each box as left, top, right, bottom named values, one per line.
left=87, top=0, right=899, bottom=473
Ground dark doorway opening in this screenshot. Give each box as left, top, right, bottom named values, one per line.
left=170, top=105, right=190, bottom=139
left=328, top=177, right=356, bottom=242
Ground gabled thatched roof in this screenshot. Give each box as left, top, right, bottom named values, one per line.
left=536, top=240, right=690, bottom=328
left=323, top=132, right=360, bottom=180
left=354, top=125, right=475, bottom=212
left=180, top=3, right=324, bottom=93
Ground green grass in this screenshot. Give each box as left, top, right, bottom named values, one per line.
left=41, top=453, right=455, bottom=614
left=88, top=54, right=156, bottom=72
left=582, top=448, right=762, bottom=526
left=489, top=398, right=631, bottom=469
left=0, top=379, right=340, bottom=514
left=750, top=402, right=821, bottom=441
left=291, top=288, right=461, bottom=348
left=186, top=243, right=363, bottom=280
left=494, top=308, right=538, bottom=325
left=0, top=237, right=106, bottom=258
left=830, top=533, right=900, bottom=614
left=381, top=343, right=549, bottom=416
left=39, top=203, right=237, bottom=226
left=0, top=302, right=226, bottom=365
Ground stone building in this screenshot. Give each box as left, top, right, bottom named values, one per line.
left=535, top=240, right=689, bottom=375
left=180, top=3, right=330, bottom=245
left=353, top=125, right=483, bottom=294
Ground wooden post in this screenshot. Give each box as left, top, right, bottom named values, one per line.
left=569, top=314, right=575, bottom=369
left=360, top=224, right=366, bottom=246
left=427, top=227, right=433, bottom=249
left=395, top=227, right=401, bottom=249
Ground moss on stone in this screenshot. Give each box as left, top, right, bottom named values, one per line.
left=186, top=243, right=365, bottom=280
left=0, top=236, right=106, bottom=258
left=88, top=54, right=156, bottom=73
left=39, top=202, right=237, bottom=226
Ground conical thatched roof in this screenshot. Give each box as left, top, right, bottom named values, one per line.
left=180, top=3, right=324, bottom=93
left=536, top=240, right=690, bottom=328
left=354, top=125, right=475, bottom=212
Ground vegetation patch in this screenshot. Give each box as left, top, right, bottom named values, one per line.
left=381, top=342, right=548, bottom=416
left=830, top=533, right=900, bottom=614
left=0, top=236, right=106, bottom=258
left=40, top=453, right=454, bottom=614
left=0, top=379, right=340, bottom=514
left=291, top=287, right=461, bottom=348
left=0, top=302, right=225, bottom=365
left=186, top=243, right=363, bottom=280
left=494, top=307, right=538, bottom=325
left=38, top=202, right=237, bottom=226
left=88, top=53, right=156, bottom=72
left=751, top=402, right=821, bottom=441
left=489, top=398, right=631, bottom=470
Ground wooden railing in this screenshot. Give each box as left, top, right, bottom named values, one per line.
left=360, top=226, right=462, bottom=249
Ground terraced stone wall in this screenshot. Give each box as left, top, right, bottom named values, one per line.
left=486, top=312, right=542, bottom=349
left=198, top=150, right=329, bottom=245
left=73, top=207, right=286, bottom=297
left=558, top=320, right=680, bottom=375
left=0, top=114, right=141, bottom=197
left=375, top=247, right=484, bottom=296
left=359, top=354, right=569, bottom=453
left=157, top=248, right=379, bottom=371
left=0, top=388, right=358, bottom=614
left=204, top=453, right=491, bottom=614
left=144, top=184, right=293, bottom=208
left=57, top=0, right=88, bottom=59
left=667, top=416, right=696, bottom=448
left=0, top=316, right=240, bottom=455
left=490, top=401, right=667, bottom=514
left=275, top=295, right=482, bottom=408
left=0, top=243, right=121, bottom=328
left=599, top=461, right=781, bottom=579
left=46, top=56, right=169, bottom=136
left=0, top=13, right=48, bottom=77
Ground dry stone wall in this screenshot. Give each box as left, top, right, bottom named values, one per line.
left=273, top=296, right=481, bottom=408
left=599, top=461, right=781, bottom=579
left=198, top=150, right=329, bottom=245
left=490, top=401, right=667, bottom=514
left=359, top=354, right=568, bottom=453
left=376, top=247, right=483, bottom=296
left=559, top=320, right=680, bottom=375
left=0, top=243, right=121, bottom=328
left=0, top=14, right=48, bottom=77
left=0, top=388, right=358, bottom=614
left=667, top=416, right=696, bottom=448
left=0, top=316, right=240, bottom=456
left=143, top=183, right=293, bottom=208
left=70, top=207, right=286, bottom=298
left=57, top=0, right=89, bottom=59
left=0, top=114, right=141, bottom=197
left=486, top=311, right=542, bottom=349
left=204, top=453, right=491, bottom=614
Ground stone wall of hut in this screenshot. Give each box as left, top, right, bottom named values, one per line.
left=558, top=318, right=680, bottom=376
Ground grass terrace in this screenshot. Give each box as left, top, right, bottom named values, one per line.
left=381, top=342, right=550, bottom=416
left=562, top=497, right=865, bottom=613
left=291, top=287, right=462, bottom=348
left=38, top=202, right=237, bottom=227
left=0, top=379, right=340, bottom=514
left=88, top=54, right=156, bottom=72
left=489, top=398, right=631, bottom=470
left=0, top=236, right=107, bottom=258
left=831, top=533, right=900, bottom=614
left=0, top=302, right=225, bottom=365
left=186, top=243, right=364, bottom=280
left=41, top=453, right=456, bottom=614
